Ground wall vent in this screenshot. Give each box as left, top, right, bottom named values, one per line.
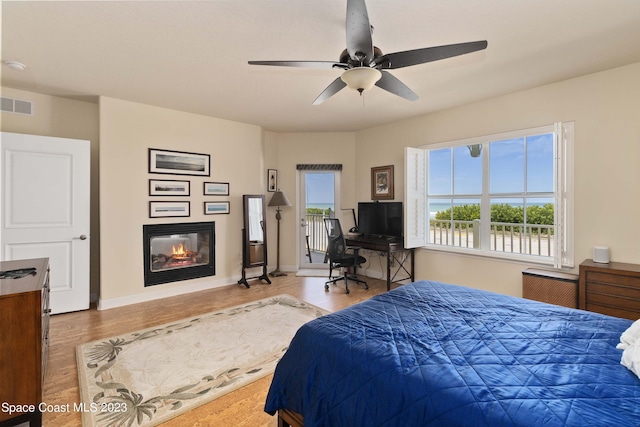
left=0, top=97, right=33, bottom=116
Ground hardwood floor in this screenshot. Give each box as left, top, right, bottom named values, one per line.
left=43, top=274, right=390, bottom=426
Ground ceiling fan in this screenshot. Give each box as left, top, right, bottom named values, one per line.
left=248, top=0, right=487, bottom=105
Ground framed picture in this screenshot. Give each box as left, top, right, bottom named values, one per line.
left=149, top=179, right=190, bottom=196
left=149, top=148, right=210, bottom=176
left=149, top=201, right=190, bottom=218
left=203, top=182, right=230, bottom=196
left=204, top=201, right=230, bottom=215
left=267, top=169, right=278, bottom=192
left=371, top=165, right=394, bottom=200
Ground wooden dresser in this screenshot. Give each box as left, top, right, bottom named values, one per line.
left=0, top=258, right=50, bottom=427
left=579, top=259, right=640, bottom=320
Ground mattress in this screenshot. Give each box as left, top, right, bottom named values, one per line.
left=264, top=281, right=640, bottom=426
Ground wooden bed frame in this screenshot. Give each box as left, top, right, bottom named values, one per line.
left=277, top=409, right=303, bottom=427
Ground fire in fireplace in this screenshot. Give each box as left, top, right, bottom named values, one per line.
left=143, top=222, right=215, bottom=286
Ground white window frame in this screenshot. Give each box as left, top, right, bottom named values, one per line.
left=404, top=123, right=574, bottom=268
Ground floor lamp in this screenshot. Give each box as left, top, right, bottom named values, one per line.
left=268, top=189, right=292, bottom=277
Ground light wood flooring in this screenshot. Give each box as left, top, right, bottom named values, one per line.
left=44, top=274, right=390, bottom=426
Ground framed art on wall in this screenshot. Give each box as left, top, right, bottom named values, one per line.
left=149, top=201, right=190, bottom=218
left=268, top=169, right=277, bottom=192
left=149, top=148, right=210, bottom=176
left=371, top=165, right=394, bottom=200
left=204, top=201, right=230, bottom=215
left=149, top=179, right=190, bottom=196
left=203, top=182, right=229, bottom=196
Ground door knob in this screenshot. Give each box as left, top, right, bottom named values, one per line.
left=75, top=234, right=88, bottom=240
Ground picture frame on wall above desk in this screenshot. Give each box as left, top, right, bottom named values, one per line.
left=371, top=165, right=394, bottom=200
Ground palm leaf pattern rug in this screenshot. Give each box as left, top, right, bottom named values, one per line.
left=76, top=295, right=329, bottom=426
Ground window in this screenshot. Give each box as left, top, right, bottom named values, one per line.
left=405, top=123, right=574, bottom=268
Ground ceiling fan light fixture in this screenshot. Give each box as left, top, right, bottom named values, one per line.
left=341, top=67, right=382, bottom=93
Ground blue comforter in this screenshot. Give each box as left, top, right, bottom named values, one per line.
left=265, top=281, right=640, bottom=426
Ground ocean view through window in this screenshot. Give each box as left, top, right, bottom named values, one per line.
left=405, top=123, right=574, bottom=268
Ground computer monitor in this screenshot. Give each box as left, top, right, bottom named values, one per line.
left=357, top=202, right=403, bottom=238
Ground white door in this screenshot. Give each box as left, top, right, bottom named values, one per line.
left=298, top=170, right=341, bottom=269
left=1, top=132, right=90, bottom=314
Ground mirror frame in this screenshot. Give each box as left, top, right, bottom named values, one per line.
left=242, top=194, right=267, bottom=267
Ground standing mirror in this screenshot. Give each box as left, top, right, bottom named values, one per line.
left=238, top=194, right=271, bottom=288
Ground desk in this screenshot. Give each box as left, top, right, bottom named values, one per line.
left=346, top=235, right=414, bottom=291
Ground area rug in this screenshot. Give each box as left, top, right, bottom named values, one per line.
left=76, top=295, right=329, bottom=427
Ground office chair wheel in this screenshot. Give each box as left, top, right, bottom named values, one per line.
left=345, top=288, right=350, bottom=294
left=325, top=284, right=329, bottom=291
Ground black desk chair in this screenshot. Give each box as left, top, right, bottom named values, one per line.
left=324, top=218, right=368, bottom=294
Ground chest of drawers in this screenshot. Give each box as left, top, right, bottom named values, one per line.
left=0, top=258, right=50, bottom=427
left=579, top=259, right=640, bottom=320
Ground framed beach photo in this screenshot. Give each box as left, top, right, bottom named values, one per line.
left=267, top=169, right=277, bottom=192
left=149, top=148, right=210, bottom=176
left=149, top=179, right=190, bottom=196
left=149, top=201, right=190, bottom=218
left=371, top=165, right=394, bottom=200
left=203, top=182, right=230, bottom=196
left=204, top=201, right=230, bottom=215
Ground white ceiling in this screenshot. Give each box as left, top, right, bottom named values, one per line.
left=3, top=0, right=640, bottom=132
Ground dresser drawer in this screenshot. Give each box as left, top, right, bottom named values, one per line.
left=586, top=271, right=640, bottom=288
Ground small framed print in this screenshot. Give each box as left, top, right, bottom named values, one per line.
left=149, top=201, right=190, bottom=218
left=267, top=169, right=277, bottom=192
left=203, top=182, right=230, bottom=196
left=149, top=148, right=210, bottom=176
left=371, top=165, right=394, bottom=200
left=149, top=179, right=190, bottom=196
left=204, top=201, right=230, bottom=215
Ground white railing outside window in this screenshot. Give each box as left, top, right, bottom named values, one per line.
left=430, top=220, right=554, bottom=256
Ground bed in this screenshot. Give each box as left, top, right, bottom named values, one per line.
left=264, top=280, right=640, bottom=426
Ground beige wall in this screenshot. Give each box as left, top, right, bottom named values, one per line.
left=4, top=61, right=639, bottom=307
left=354, top=62, right=640, bottom=296
left=0, top=87, right=101, bottom=299
left=99, top=97, right=263, bottom=307
left=264, top=131, right=357, bottom=271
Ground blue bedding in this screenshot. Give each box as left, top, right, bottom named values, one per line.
left=264, top=281, right=640, bottom=426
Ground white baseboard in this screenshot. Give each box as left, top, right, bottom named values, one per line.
left=97, top=276, right=235, bottom=311
left=296, top=269, right=328, bottom=277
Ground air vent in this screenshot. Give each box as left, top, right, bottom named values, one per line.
left=0, top=96, right=33, bottom=116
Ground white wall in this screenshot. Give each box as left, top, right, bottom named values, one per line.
left=99, top=97, right=264, bottom=308
left=353, top=62, right=640, bottom=297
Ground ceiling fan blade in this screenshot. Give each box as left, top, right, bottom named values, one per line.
left=312, top=78, right=347, bottom=105
left=375, top=71, right=418, bottom=101
left=248, top=60, right=349, bottom=70
left=374, top=40, right=488, bottom=69
left=346, top=0, right=374, bottom=63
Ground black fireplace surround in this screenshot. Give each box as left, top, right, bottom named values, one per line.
left=143, top=221, right=215, bottom=286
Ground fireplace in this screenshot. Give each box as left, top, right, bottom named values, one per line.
left=143, top=222, right=215, bottom=286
